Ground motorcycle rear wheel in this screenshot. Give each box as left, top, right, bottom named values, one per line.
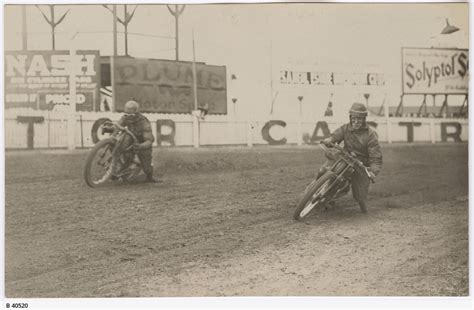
left=84, top=138, right=116, bottom=188
left=293, top=171, right=335, bottom=221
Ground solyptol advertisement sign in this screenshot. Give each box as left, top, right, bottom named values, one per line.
left=402, top=47, right=468, bottom=95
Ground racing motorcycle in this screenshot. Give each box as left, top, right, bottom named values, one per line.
left=83, top=122, right=143, bottom=188
left=293, top=141, right=375, bottom=221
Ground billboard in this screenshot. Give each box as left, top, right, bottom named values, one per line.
left=113, top=57, right=227, bottom=114
left=402, top=47, right=469, bottom=95
left=4, top=50, right=101, bottom=111
left=280, top=71, right=385, bottom=86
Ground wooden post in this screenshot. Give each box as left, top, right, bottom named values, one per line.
left=67, top=47, right=77, bottom=150
left=384, top=94, right=392, bottom=144
left=247, top=120, right=253, bottom=147
left=429, top=118, right=436, bottom=144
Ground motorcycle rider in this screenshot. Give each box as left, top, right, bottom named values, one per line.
left=320, top=102, right=382, bottom=212
left=117, top=100, right=160, bottom=183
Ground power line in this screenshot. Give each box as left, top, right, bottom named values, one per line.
left=12, top=30, right=174, bottom=39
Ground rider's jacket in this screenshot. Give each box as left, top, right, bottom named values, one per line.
left=118, top=113, right=155, bottom=145
left=329, top=123, right=383, bottom=175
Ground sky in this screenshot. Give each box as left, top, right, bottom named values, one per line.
left=4, top=2, right=469, bottom=120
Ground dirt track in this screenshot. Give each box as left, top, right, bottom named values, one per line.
left=5, top=143, right=468, bottom=297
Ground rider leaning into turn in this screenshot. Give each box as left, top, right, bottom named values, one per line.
left=321, top=102, right=382, bottom=213
left=118, top=100, right=160, bottom=183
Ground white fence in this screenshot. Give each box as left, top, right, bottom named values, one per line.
left=4, top=109, right=468, bottom=149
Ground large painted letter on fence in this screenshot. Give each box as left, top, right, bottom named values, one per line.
left=261, top=120, right=287, bottom=145
left=17, top=116, right=44, bottom=149
left=156, top=119, right=176, bottom=146
left=441, top=122, right=462, bottom=142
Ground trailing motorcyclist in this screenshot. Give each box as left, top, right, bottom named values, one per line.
left=320, top=102, right=382, bottom=212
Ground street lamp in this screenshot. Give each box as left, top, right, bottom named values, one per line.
left=441, top=19, right=459, bottom=35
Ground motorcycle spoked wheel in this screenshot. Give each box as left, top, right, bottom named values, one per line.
left=83, top=138, right=117, bottom=188
left=293, top=171, right=335, bottom=221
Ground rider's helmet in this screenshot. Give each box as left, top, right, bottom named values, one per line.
left=349, top=102, right=367, bottom=130
left=123, top=100, right=140, bottom=123
left=124, top=100, right=139, bottom=113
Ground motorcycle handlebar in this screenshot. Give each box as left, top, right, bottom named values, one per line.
left=103, top=121, right=139, bottom=144
left=319, top=141, right=375, bottom=183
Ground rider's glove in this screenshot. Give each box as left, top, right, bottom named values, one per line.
left=130, top=143, right=142, bottom=151
left=322, top=137, right=333, bottom=146
left=367, top=170, right=376, bottom=182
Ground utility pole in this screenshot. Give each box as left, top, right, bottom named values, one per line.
left=21, top=5, right=27, bottom=50
left=36, top=5, right=69, bottom=50
left=112, top=5, right=118, bottom=56
left=103, top=4, right=138, bottom=56
left=167, top=4, right=185, bottom=61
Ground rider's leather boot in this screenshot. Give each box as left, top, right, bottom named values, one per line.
left=358, top=200, right=368, bottom=213
left=145, top=172, right=162, bottom=183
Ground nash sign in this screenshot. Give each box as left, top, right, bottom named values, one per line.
left=4, top=50, right=100, bottom=111
left=402, top=47, right=468, bottom=95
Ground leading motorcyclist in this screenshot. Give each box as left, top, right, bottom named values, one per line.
left=320, top=102, right=382, bottom=212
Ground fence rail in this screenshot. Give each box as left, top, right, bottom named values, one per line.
left=4, top=110, right=468, bottom=149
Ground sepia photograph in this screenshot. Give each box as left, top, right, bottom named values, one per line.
left=3, top=0, right=470, bottom=307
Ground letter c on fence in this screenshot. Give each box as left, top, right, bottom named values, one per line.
left=91, top=118, right=113, bottom=144
left=261, top=120, right=287, bottom=145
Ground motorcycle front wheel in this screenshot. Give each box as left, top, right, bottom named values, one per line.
left=293, top=171, right=335, bottom=221
left=83, top=138, right=117, bottom=188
